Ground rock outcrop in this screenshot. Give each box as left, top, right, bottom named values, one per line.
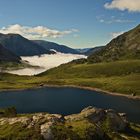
left=0, top=106, right=137, bottom=140
left=65, top=106, right=127, bottom=131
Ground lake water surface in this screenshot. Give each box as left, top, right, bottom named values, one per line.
left=0, top=87, right=140, bottom=123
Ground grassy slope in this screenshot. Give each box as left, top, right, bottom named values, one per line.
left=0, top=59, right=140, bottom=96
left=88, top=24, right=140, bottom=63
left=39, top=59, right=140, bottom=95
left=0, top=61, right=40, bottom=71
left=0, top=60, right=140, bottom=139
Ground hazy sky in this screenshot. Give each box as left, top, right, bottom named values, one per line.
left=0, top=0, right=140, bottom=48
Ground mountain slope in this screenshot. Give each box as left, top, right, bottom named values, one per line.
left=85, top=46, right=103, bottom=56
left=75, top=48, right=91, bottom=54
left=0, top=44, right=21, bottom=62
left=88, top=24, right=140, bottom=63
left=33, top=40, right=79, bottom=54
left=0, top=33, right=53, bottom=56
left=36, top=25, right=140, bottom=96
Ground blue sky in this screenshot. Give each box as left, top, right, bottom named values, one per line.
left=0, top=0, right=140, bottom=48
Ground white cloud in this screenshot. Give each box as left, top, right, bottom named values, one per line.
left=0, top=24, right=78, bottom=39
left=99, top=18, right=134, bottom=24
left=99, top=19, right=105, bottom=23
left=110, top=31, right=124, bottom=38
left=7, top=53, right=86, bottom=75
left=104, top=0, right=140, bottom=12
left=97, top=14, right=134, bottom=24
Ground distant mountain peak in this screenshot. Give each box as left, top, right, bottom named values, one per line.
left=0, top=33, right=54, bottom=56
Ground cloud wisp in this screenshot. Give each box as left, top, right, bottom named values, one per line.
left=0, top=24, right=78, bottom=39
left=110, top=31, right=124, bottom=38
left=104, top=0, right=140, bottom=12
left=97, top=14, right=135, bottom=24
left=99, top=18, right=134, bottom=24
left=96, top=14, right=134, bottom=24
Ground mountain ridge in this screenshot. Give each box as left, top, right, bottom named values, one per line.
left=88, top=24, right=140, bottom=62
left=76, top=46, right=103, bottom=55
left=33, top=40, right=80, bottom=54
left=0, top=33, right=53, bottom=56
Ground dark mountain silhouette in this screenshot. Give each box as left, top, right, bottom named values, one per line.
left=0, top=44, right=21, bottom=62
left=33, top=40, right=79, bottom=54
left=0, top=33, right=53, bottom=56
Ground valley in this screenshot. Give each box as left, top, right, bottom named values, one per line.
left=6, top=52, right=86, bottom=75
left=0, top=14, right=140, bottom=139
left=0, top=59, right=139, bottom=98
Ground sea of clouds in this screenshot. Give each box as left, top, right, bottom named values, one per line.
left=7, top=52, right=86, bottom=76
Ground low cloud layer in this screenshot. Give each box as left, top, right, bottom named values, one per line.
left=0, top=24, right=78, bottom=39
left=7, top=53, right=86, bottom=76
left=104, top=0, right=140, bottom=12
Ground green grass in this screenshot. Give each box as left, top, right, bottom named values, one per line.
left=0, top=61, right=39, bottom=71
left=0, top=59, right=140, bottom=96
left=64, top=120, right=101, bottom=139
left=40, top=59, right=140, bottom=78
left=0, top=123, right=43, bottom=140
left=0, top=107, right=16, bottom=117
left=0, top=116, right=139, bottom=140
left=39, top=59, right=140, bottom=95
left=51, top=119, right=140, bottom=140
left=51, top=120, right=106, bottom=140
